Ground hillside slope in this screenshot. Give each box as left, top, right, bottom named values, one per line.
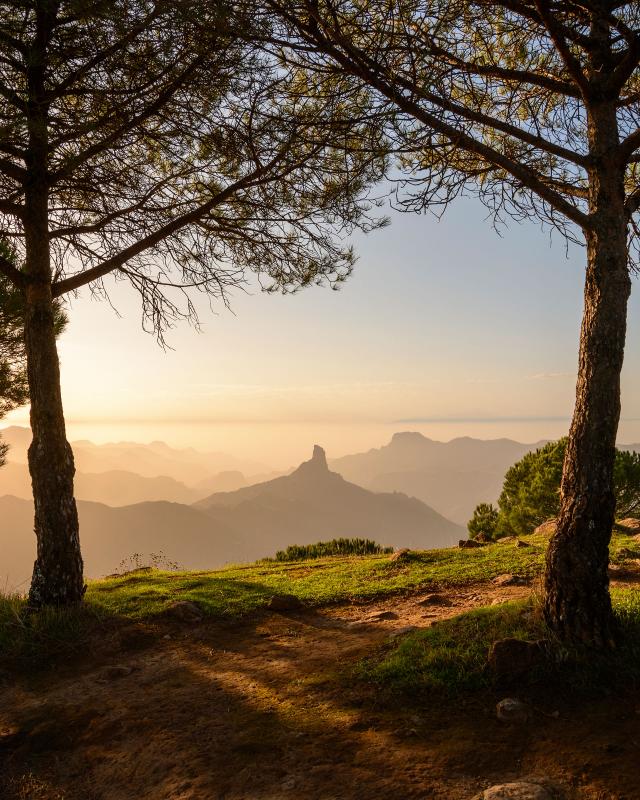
left=0, top=496, right=243, bottom=591
left=196, top=445, right=464, bottom=558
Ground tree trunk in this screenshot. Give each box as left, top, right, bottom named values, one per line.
left=24, top=279, right=85, bottom=607
left=544, top=101, right=630, bottom=647
left=22, top=4, right=84, bottom=607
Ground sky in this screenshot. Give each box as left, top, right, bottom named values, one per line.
left=4, top=196, right=640, bottom=469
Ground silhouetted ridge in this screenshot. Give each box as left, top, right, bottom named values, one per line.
left=294, top=444, right=329, bottom=475
left=390, top=432, right=430, bottom=446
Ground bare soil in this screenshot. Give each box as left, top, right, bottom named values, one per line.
left=1, top=581, right=639, bottom=800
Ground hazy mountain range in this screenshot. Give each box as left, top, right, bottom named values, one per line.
left=0, top=426, right=267, bottom=505
left=329, top=432, right=542, bottom=524
left=0, top=444, right=463, bottom=590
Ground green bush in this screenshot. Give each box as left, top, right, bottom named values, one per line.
left=467, top=502, right=499, bottom=540
left=271, top=538, right=393, bottom=561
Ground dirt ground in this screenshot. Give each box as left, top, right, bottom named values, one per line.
left=1, top=581, right=639, bottom=800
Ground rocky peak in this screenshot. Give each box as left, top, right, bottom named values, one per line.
left=295, top=445, right=329, bottom=475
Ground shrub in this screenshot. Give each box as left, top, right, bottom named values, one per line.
left=467, top=502, right=499, bottom=540
left=272, top=538, right=393, bottom=561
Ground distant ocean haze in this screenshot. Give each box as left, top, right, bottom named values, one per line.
left=9, top=416, right=640, bottom=469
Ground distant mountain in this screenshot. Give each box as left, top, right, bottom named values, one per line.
left=0, top=426, right=267, bottom=483
left=196, top=445, right=463, bottom=560
left=0, top=496, right=243, bottom=592
left=0, top=460, right=262, bottom=507
left=1, top=445, right=463, bottom=590
left=0, top=462, right=202, bottom=506
left=0, top=426, right=273, bottom=507
left=329, top=432, right=545, bottom=524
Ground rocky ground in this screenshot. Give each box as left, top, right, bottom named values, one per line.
left=1, top=579, right=639, bottom=800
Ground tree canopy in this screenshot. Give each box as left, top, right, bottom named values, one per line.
left=0, top=1, right=385, bottom=333
left=263, top=0, right=640, bottom=245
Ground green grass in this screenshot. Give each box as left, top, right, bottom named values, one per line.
left=0, top=592, right=105, bottom=665
left=1, top=528, right=638, bottom=668
left=83, top=528, right=639, bottom=621
left=83, top=531, right=550, bottom=621
left=357, top=588, right=640, bottom=696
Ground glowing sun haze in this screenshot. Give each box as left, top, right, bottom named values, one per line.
left=5, top=197, right=640, bottom=469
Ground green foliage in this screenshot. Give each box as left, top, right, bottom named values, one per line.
left=467, top=502, right=499, bottom=540
left=496, top=440, right=565, bottom=537
left=358, top=589, right=640, bottom=697
left=0, top=592, right=105, bottom=666
left=271, top=538, right=393, bottom=561
left=470, top=439, right=640, bottom=538
left=613, top=449, right=640, bottom=518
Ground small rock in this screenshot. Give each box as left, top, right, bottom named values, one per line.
left=367, top=610, right=399, bottom=622
left=162, top=634, right=171, bottom=640
left=268, top=594, right=302, bottom=612
left=101, top=665, right=133, bottom=680
left=514, top=539, right=531, bottom=548
left=492, top=574, right=529, bottom=587
left=416, top=593, right=453, bottom=607
left=459, top=539, right=486, bottom=549
left=388, top=625, right=418, bottom=640
left=489, top=639, right=547, bottom=682
left=497, top=536, right=518, bottom=544
left=495, top=697, right=531, bottom=724
left=167, top=600, right=204, bottom=622
left=475, top=533, right=491, bottom=543
left=389, top=548, right=411, bottom=562
left=618, top=517, right=640, bottom=534
left=533, top=519, right=557, bottom=537
left=491, top=598, right=505, bottom=605
left=472, top=779, right=558, bottom=799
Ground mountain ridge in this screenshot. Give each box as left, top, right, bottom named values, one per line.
left=0, top=445, right=463, bottom=591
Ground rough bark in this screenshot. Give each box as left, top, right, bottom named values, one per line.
left=25, top=279, right=85, bottom=607
left=24, top=5, right=84, bottom=606
left=544, top=97, right=631, bottom=647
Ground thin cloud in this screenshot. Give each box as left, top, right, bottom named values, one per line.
left=525, top=372, right=575, bottom=380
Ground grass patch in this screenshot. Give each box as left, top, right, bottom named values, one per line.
left=2, top=528, right=637, bottom=668
left=357, top=588, right=640, bottom=696
left=0, top=593, right=107, bottom=666
left=83, top=532, right=550, bottom=621
left=83, top=526, right=635, bottom=619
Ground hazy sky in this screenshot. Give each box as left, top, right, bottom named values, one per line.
left=5, top=196, right=640, bottom=467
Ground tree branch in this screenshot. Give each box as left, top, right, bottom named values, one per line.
left=52, top=148, right=295, bottom=297
left=0, top=253, right=26, bottom=288
left=533, top=0, right=591, bottom=100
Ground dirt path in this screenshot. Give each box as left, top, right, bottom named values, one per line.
left=1, top=582, right=639, bottom=800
